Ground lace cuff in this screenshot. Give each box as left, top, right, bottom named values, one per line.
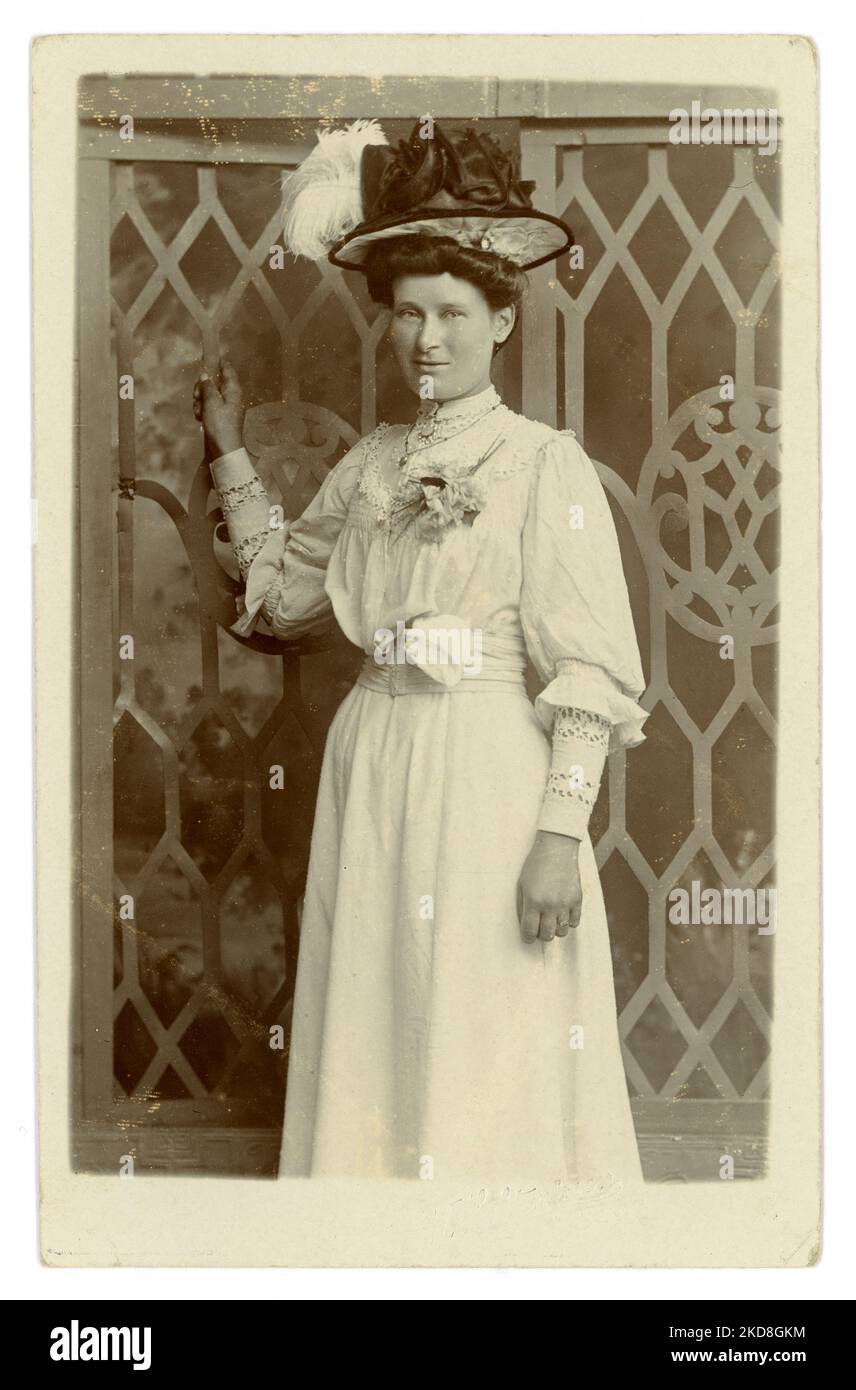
left=534, top=658, right=648, bottom=752
left=210, top=447, right=280, bottom=582
left=536, top=706, right=610, bottom=840
left=219, top=475, right=268, bottom=515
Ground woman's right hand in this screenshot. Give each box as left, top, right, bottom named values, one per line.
left=516, top=831, right=582, bottom=944
left=193, top=359, right=246, bottom=458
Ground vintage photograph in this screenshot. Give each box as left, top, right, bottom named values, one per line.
left=29, top=31, right=821, bottom=1268
left=72, top=65, right=783, bottom=1189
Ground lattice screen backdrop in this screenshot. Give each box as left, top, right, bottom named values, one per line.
left=76, top=109, right=780, bottom=1179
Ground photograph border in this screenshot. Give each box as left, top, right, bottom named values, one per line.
left=33, top=30, right=820, bottom=1267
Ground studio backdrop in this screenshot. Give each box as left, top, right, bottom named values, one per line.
left=74, top=74, right=780, bottom=1179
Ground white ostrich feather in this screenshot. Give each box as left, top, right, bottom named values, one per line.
left=281, top=119, right=389, bottom=260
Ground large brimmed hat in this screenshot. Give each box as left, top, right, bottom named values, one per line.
left=281, top=118, right=573, bottom=273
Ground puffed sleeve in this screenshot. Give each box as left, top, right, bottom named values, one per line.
left=520, top=430, right=649, bottom=753
left=210, top=433, right=368, bottom=640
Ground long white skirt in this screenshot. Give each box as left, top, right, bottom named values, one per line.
left=278, top=678, right=644, bottom=1184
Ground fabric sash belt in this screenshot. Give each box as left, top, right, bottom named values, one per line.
left=355, top=618, right=529, bottom=698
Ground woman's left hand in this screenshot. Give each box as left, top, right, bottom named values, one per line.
left=516, top=831, right=583, bottom=944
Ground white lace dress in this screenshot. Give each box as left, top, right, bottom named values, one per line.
left=212, top=384, right=649, bottom=1182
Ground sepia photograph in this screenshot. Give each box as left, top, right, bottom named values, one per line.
left=33, top=31, right=820, bottom=1267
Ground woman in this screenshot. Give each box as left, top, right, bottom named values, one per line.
left=194, top=119, right=649, bottom=1183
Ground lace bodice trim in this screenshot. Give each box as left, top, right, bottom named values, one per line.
left=356, top=414, right=577, bottom=523
left=356, top=422, right=407, bottom=523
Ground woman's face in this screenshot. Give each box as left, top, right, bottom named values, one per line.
left=387, top=271, right=515, bottom=402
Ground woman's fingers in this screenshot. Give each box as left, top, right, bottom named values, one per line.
left=219, top=358, right=242, bottom=403
left=518, top=882, right=580, bottom=946
left=557, top=900, right=582, bottom=935
left=518, top=899, right=565, bottom=944
left=521, top=911, right=541, bottom=943
left=538, top=913, right=558, bottom=943
left=519, top=900, right=541, bottom=943
left=193, top=371, right=226, bottom=427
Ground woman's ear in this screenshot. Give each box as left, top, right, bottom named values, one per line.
left=493, top=304, right=516, bottom=345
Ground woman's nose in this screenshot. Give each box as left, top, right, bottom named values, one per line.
left=416, top=316, right=442, bottom=351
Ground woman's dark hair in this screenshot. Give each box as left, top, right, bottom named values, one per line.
left=363, top=234, right=527, bottom=353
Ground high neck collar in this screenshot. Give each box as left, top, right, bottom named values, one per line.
left=415, top=383, right=501, bottom=422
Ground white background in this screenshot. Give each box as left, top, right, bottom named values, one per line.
left=8, top=1, right=849, bottom=1300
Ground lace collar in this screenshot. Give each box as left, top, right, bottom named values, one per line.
left=414, top=380, right=500, bottom=422
left=410, top=384, right=503, bottom=448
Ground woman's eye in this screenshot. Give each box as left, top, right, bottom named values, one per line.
left=394, top=308, right=463, bottom=321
